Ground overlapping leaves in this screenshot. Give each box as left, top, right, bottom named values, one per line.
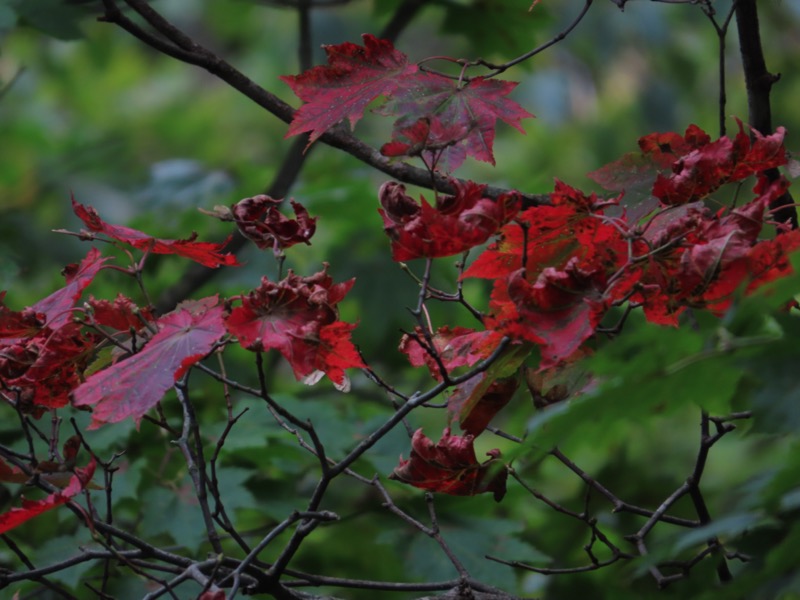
left=282, top=34, right=533, bottom=168
left=224, top=266, right=364, bottom=388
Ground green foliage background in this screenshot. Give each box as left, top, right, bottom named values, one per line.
left=2, top=1, right=800, bottom=598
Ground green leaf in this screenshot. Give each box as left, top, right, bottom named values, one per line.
left=34, top=535, right=99, bottom=591
left=139, top=483, right=208, bottom=552
left=442, top=0, right=553, bottom=61
left=671, top=511, right=772, bottom=555
left=404, top=516, right=549, bottom=587
left=14, top=0, right=86, bottom=40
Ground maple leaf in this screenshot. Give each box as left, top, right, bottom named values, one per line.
left=449, top=374, right=519, bottom=436
left=379, top=180, right=521, bottom=261
left=10, top=323, right=98, bottom=410
left=646, top=122, right=787, bottom=206
left=624, top=176, right=797, bottom=323
left=383, top=74, right=533, bottom=166
left=281, top=34, right=418, bottom=143
left=70, top=199, right=240, bottom=268
left=0, top=457, right=96, bottom=535
left=29, top=247, right=111, bottom=331
left=224, top=267, right=363, bottom=386
left=86, top=294, right=155, bottom=331
left=390, top=428, right=507, bottom=501
left=463, top=181, right=625, bottom=281
left=0, top=292, right=45, bottom=340
left=72, top=297, right=226, bottom=429
left=488, top=261, right=609, bottom=368
left=227, top=195, right=317, bottom=255
left=380, top=117, right=471, bottom=172
left=399, top=326, right=503, bottom=381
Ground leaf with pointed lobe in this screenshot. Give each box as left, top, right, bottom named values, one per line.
left=399, top=326, right=504, bottom=381
left=85, top=294, right=154, bottom=331
left=281, top=34, right=418, bottom=143
left=644, top=122, right=787, bottom=205
left=0, top=457, right=96, bottom=535
left=463, top=181, right=626, bottom=282
left=384, top=74, right=533, bottom=166
left=488, top=261, right=609, bottom=369
left=380, top=116, right=471, bottom=172
left=379, top=180, right=521, bottom=261
left=224, top=268, right=363, bottom=386
left=390, top=428, right=507, bottom=501
left=70, top=199, right=240, bottom=268
left=29, top=247, right=110, bottom=331
left=72, top=297, right=226, bottom=429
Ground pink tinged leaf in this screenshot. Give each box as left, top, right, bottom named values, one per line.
left=72, top=297, right=226, bottom=429
left=390, top=428, right=507, bottom=501
left=31, top=247, right=111, bottom=331
left=386, top=75, right=533, bottom=165
left=86, top=294, right=155, bottom=331
left=0, top=457, right=96, bottom=535
left=280, top=34, right=419, bottom=143
left=71, top=199, right=240, bottom=268
left=399, top=326, right=503, bottom=381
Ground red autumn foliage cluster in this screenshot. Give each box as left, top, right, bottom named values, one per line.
left=1, top=34, right=798, bottom=536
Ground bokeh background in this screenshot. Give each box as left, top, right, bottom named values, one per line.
left=2, top=1, right=800, bottom=598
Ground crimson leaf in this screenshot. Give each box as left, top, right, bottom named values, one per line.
left=0, top=457, right=96, bottom=535
left=72, top=297, right=226, bottom=429
left=70, top=199, right=240, bottom=268
left=31, top=247, right=110, bottom=330
left=379, top=180, right=521, bottom=261
left=281, top=34, right=418, bottom=144
left=390, top=428, right=507, bottom=501
left=224, top=267, right=364, bottom=387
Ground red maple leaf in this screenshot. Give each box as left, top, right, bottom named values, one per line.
left=0, top=457, right=96, bottom=535
left=487, top=262, right=609, bottom=369
left=281, top=34, right=418, bottom=143
left=230, top=195, right=317, bottom=254
left=379, top=180, right=521, bottom=261
left=399, top=326, right=503, bottom=381
left=650, top=122, right=787, bottom=206
left=383, top=74, right=533, bottom=166
left=30, top=247, right=110, bottom=331
left=463, top=181, right=625, bottom=281
left=380, top=117, right=471, bottom=172
left=72, top=297, right=226, bottom=429
left=390, top=428, right=507, bottom=501
left=0, top=292, right=45, bottom=340
left=224, top=267, right=364, bottom=386
left=282, top=35, right=532, bottom=166
left=449, top=374, right=519, bottom=436
left=9, top=323, right=98, bottom=410
left=70, top=199, right=240, bottom=268
left=86, top=294, right=155, bottom=331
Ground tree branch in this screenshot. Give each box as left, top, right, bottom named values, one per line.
left=734, top=0, right=797, bottom=229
